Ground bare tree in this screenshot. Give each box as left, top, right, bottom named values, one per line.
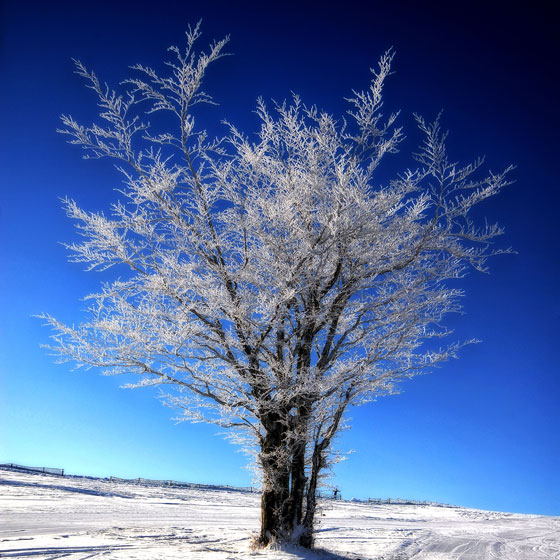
left=41, top=24, right=512, bottom=547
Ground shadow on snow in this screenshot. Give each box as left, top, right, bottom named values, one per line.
left=0, top=477, right=132, bottom=499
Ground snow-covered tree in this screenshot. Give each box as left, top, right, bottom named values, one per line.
left=41, top=24, right=512, bottom=547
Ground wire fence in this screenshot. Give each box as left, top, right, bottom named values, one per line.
left=0, top=464, right=455, bottom=507
left=363, top=497, right=457, bottom=507
left=368, top=498, right=431, bottom=505
left=108, top=475, right=259, bottom=494
left=1, top=463, right=64, bottom=476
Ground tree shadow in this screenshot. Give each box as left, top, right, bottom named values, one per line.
left=0, top=478, right=132, bottom=499
left=0, top=545, right=132, bottom=558
left=310, top=548, right=364, bottom=559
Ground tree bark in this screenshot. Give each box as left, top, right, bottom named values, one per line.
left=285, top=438, right=307, bottom=531
left=260, top=477, right=289, bottom=545
left=258, top=412, right=290, bottom=545
left=299, top=443, right=322, bottom=548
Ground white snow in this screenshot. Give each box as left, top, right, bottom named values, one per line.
left=1, top=468, right=558, bottom=559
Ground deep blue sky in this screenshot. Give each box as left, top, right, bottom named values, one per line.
left=1, top=1, right=558, bottom=516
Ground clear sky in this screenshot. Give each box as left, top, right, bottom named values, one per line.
left=1, top=0, right=558, bottom=516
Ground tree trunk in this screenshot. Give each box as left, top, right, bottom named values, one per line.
left=284, top=439, right=307, bottom=532
left=258, top=413, right=290, bottom=546
left=285, top=402, right=310, bottom=533
left=260, top=479, right=288, bottom=545
left=299, top=395, right=350, bottom=547
left=299, top=443, right=322, bottom=548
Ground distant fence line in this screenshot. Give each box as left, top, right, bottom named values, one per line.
left=1, top=463, right=64, bottom=476
left=0, top=464, right=454, bottom=507
left=117, top=479, right=346, bottom=501
left=368, top=498, right=431, bottom=505
left=108, top=475, right=260, bottom=494
left=365, top=497, right=457, bottom=508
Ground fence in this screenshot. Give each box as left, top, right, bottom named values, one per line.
left=367, top=498, right=428, bottom=505
left=108, top=476, right=259, bottom=494
left=115, top=478, right=343, bottom=500
left=110, top=478, right=343, bottom=500
left=0, top=464, right=455, bottom=507
left=366, top=497, right=456, bottom=507
left=0, top=463, right=64, bottom=476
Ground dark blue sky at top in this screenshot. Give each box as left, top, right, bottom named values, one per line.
left=1, top=0, right=558, bottom=515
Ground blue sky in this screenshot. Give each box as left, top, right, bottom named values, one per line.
left=1, top=1, right=558, bottom=516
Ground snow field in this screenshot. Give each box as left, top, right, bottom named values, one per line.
left=1, top=468, right=558, bottom=559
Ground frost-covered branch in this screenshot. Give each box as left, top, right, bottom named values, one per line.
left=42, top=28, right=512, bottom=548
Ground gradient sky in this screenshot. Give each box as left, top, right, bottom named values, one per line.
left=1, top=1, right=558, bottom=516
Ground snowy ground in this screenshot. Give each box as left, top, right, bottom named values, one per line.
left=1, top=468, right=558, bottom=559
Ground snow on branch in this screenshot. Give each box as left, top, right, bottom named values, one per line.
left=42, top=27, right=512, bottom=546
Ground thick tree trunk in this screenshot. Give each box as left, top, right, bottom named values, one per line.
left=258, top=413, right=311, bottom=545
left=260, top=478, right=289, bottom=544
left=258, top=413, right=290, bottom=546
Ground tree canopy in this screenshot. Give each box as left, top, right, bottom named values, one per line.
left=42, top=24, right=511, bottom=546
